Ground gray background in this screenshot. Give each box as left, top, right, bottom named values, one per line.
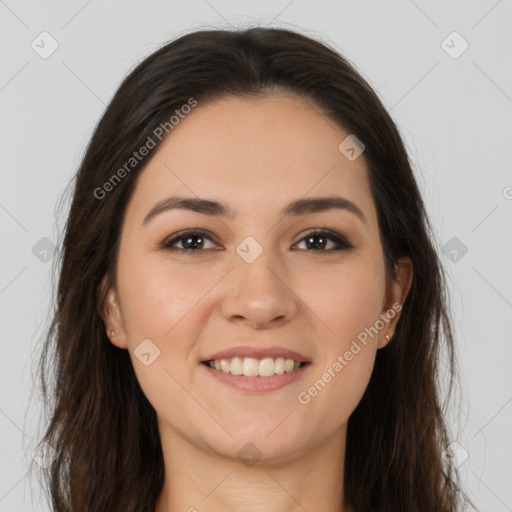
left=1, top=1, right=511, bottom=510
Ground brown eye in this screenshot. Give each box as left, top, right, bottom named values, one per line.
left=161, top=228, right=353, bottom=254
left=162, top=230, right=218, bottom=251
left=294, top=229, right=353, bottom=251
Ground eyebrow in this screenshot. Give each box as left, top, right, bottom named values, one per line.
left=142, top=196, right=367, bottom=226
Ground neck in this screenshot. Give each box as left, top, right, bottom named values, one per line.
left=155, top=425, right=347, bottom=512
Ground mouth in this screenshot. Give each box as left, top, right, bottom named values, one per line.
left=201, top=357, right=310, bottom=377
left=200, top=357, right=311, bottom=393
left=199, top=346, right=312, bottom=393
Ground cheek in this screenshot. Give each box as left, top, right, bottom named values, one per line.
left=115, top=256, right=217, bottom=399
left=116, top=254, right=213, bottom=341
left=290, top=263, right=384, bottom=424
left=116, top=257, right=207, bottom=426
left=304, top=350, right=375, bottom=431
left=299, top=261, right=385, bottom=346
left=297, top=329, right=377, bottom=434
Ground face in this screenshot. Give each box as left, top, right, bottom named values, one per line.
left=102, top=93, right=412, bottom=464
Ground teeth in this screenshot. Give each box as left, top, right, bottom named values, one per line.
left=206, top=356, right=304, bottom=377
left=230, top=357, right=243, bottom=375
left=274, top=357, right=285, bottom=375
left=259, top=358, right=275, bottom=377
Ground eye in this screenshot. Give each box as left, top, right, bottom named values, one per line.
left=161, top=228, right=353, bottom=253
left=293, top=229, right=353, bottom=252
left=162, top=229, right=219, bottom=252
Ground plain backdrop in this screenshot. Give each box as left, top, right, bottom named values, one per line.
left=1, top=1, right=511, bottom=510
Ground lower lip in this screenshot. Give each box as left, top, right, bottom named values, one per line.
left=201, top=363, right=311, bottom=392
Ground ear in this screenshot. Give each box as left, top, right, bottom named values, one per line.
left=98, top=275, right=128, bottom=349
left=378, top=256, right=413, bottom=349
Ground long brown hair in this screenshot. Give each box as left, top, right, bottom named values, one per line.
left=31, top=26, right=474, bottom=511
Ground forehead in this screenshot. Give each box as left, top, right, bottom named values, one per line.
left=126, top=94, right=376, bottom=226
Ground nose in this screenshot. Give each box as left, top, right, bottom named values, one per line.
left=219, top=248, right=299, bottom=329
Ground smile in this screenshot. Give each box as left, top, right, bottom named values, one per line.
left=203, top=356, right=308, bottom=377
left=201, top=357, right=311, bottom=393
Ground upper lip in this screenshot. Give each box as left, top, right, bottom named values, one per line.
left=202, top=346, right=311, bottom=363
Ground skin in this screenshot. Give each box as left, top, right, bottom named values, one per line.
left=101, top=93, right=413, bottom=512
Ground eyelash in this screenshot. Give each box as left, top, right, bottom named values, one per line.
left=161, top=228, right=354, bottom=254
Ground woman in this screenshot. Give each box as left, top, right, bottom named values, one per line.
left=33, top=26, right=473, bottom=511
